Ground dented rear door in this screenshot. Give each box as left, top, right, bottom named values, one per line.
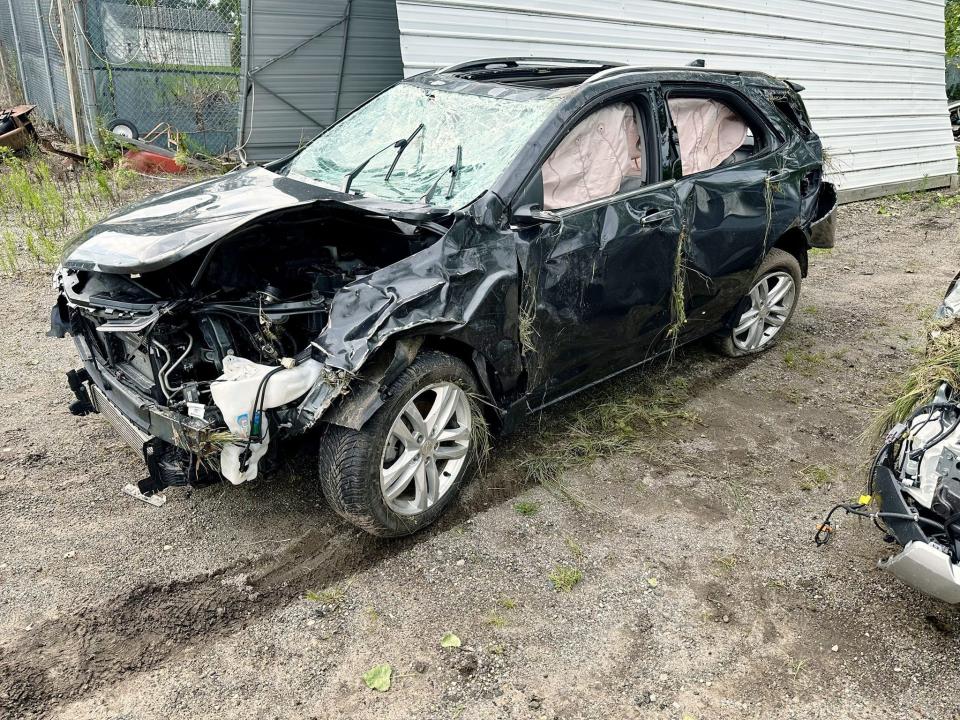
left=663, top=84, right=801, bottom=340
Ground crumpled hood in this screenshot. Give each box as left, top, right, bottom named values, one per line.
left=61, top=166, right=335, bottom=274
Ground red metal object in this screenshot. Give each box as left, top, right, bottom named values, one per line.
left=122, top=148, right=186, bottom=174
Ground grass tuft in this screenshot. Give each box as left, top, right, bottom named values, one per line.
left=549, top=565, right=583, bottom=593
left=868, top=323, right=960, bottom=442
left=518, top=373, right=696, bottom=508
left=0, top=143, right=193, bottom=273
left=513, top=500, right=540, bottom=516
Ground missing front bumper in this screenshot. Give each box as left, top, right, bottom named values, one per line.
left=88, top=383, right=151, bottom=453
left=872, top=462, right=960, bottom=603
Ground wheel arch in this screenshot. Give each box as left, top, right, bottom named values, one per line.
left=319, top=333, right=503, bottom=432
left=772, top=228, right=809, bottom=278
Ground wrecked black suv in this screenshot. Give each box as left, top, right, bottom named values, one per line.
left=51, top=58, right=836, bottom=536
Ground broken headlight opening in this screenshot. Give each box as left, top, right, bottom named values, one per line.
left=54, top=205, right=441, bottom=499
left=817, top=383, right=960, bottom=603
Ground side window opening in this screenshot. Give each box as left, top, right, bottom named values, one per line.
left=541, top=101, right=649, bottom=211
left=769, top=91, right=812, bottom=138
left=666, top=95, right=761, bottom=176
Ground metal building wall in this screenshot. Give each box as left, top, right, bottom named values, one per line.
left=239, top=0, right=404, bottom=162
left=395, top=0, right=957, bottom=198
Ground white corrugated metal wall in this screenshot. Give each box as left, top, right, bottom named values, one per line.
left=395, top=0, right=957, bottom=199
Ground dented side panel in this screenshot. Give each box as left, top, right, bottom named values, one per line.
left=307, top=193, right=523, bottom=399
left=518, top=182, right=682, bottom=405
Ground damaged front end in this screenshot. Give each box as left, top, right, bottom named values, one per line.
left=867, top=384, right=960, bottom=603
left=818, top=279, right=960, bottom=603
left=50, top=169, right=458, bottom=497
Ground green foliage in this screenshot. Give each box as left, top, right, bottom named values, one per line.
left=948, top=1, right=960, bottom=57
left=519, top=373, right=695, bottom=506
left=362, top=663, right=392, bottom=692
left=440, top=632, right=462, bottom=648
left=799, top=464, right=835, bottom=491
left=304, top=585, right=346, bottom=605
left=513, top=500, right=540, bottom=516
left=869, top=325, right=960, bottom=441
left=549, top=565, right=583, bottom=592
left=0, top=148, right=163, bottom=272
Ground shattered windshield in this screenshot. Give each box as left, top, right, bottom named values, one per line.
left=285, top=82, right=560, bottom=209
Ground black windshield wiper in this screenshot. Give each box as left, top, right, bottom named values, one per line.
left=421, top=145, right=463, bottom=204
left=341, top=124, right=424, bottom=195
left=384, top=123, right=424, bottom=182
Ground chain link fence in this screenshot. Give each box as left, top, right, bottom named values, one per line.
left=0, top=0, right=242, bottom=157
left=81, top=0, right=241, bottom=156
left=0, top=1, right=73, bottom=126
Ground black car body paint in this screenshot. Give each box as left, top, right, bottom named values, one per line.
left=51, top=62, right=837, bottom=492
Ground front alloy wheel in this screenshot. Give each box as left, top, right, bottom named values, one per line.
left=732, top=271, right=796, bottom=352
left=318, top=351, right=479, bottom=536
left=380, top=382, right=472, bottom=516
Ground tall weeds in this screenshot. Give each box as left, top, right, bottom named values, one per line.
left=0, top=144, right=152, bottom=273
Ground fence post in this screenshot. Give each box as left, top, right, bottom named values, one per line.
left=56, top=0, right=85, bottom=148
left=32, top=0, right=61, bottom=128
left=71, top=2, right=101, bottom=148
left=4, top=0, right=27, bottom=98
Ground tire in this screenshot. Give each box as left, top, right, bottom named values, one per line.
left=318, top=351, right=480, bottom=537
left=714, top=248, right=802, bottom=357
left=107, top=118, right=139, bottom=140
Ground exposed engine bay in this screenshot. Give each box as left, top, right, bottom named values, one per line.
left=817, top=273, right=960, bottom=603
left=53, top=205, right=446, bottom=492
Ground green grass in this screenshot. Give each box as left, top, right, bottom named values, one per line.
left=549, top=565, right=583, bottom=593
left=783, top=349, right=826, bottom=376
left=497, top=596, right=517, bottom=610
left=564, top=537, right=584, bottom=561
left=518, top=373, right=696, bottom=507
left=0, top=143, right=151, bottom=272
left=304, top=585, right=346, bottom=605
left=485, top=612, right=507, bottom=628
left=868, top=325, right=960, bottom=442
left=513, top=500, right=541, bottom=516
left=799, top=464, right=835, bottom=491
left=714, top=554, right=738, bottom=573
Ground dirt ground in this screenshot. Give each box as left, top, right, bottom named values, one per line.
left=1, top=190, right=959, bottom=720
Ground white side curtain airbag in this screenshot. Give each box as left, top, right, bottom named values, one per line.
left=667, top=98, right=748, bottom=175
left=542, top=103, right=644, bottom=210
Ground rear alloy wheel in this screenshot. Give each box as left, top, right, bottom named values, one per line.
left=318, top=351, right=479, bottom=536
left=716, top=248, right=801, bottom=357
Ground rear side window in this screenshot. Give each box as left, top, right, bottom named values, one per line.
left=770, top=91, right=812, bottom=138
left=666, top=96, right=760, bottom=176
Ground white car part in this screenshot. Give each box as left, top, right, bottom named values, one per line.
left=210, top=355, right=324, bottom=484
left=896, top=408, right=960, bottom=509
left=879, top=541, right=960, bottom=604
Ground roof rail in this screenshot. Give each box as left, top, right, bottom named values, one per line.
left=583, top=65, right=652, bottom=84
left=584, top=62, right=735, bottom=85
left=438, top=57, right=625, bottom=75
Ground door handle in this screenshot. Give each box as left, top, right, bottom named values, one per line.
left=767, top=170, right=791, bottom=183
left=640, top=209, right=675, bottom=225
